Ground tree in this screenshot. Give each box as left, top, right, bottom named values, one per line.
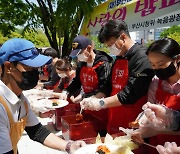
left=160, top=25, right=180, bottom=45
left=0, top=29, right=50, bottom=48
left=0, top=0, right=29, bottom=35
left=0, top=0, right=104, bottom=57
left=160, top=25, right=180, bottom=38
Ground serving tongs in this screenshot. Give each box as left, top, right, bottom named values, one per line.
left=80, top=107, right=83, bottom=114
left=143, top=142, right=156, bottom=149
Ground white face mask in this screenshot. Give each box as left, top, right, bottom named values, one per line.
left=87, top=62, right=93, bottom=67
left=58, top=73, right=66, bottom=78
left=77, top=53, right=88, bottom=62
left=108, top=44, right=122, bottom=56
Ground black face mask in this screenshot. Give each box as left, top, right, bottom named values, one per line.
left=154, top=62, right=177, bottom=80
left=17, top=70, right=39, bottom=90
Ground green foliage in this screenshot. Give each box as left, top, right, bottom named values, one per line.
left=160, top=25, right=180, bottom=45
left=0, top=29, right=50, bottom=47
left=0, top=0, right=104, bottom=57
left=23, top=29, right=50, bottom=47
left=145, top=40, right=154, bottom=47
left=168, top=32, right=180, bottom=45
left=160, top=25, right=180, bottom=38
left=0, top=0, right=29, bottom=35
left=90, top=35, right=109, bottom=53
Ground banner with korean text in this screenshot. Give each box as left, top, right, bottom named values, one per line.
left=80, top=0, right=180, bottom=35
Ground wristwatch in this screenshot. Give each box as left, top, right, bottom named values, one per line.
left=99, top=99, right=105, bottom=107
left=65, top=141, right=73, bottom=153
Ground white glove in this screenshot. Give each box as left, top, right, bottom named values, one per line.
left=70, top=91, right=84, bottom=104
left=69, top=140, right=86, bottom=154
left=156, top=142, right=180, bottom=154
left=80, top=96, right=105, bottom=111
left=142, top=102, right=175, bottom=129
left=32, top=99, right=51, bottom=113
left=135, top=102, right=176, bottom=138
left=59, top=90, right=68, bottom=100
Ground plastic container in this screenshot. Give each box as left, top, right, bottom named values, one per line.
left=54, top=104, right=80, bottom=130
left=61, top=114, right=99, bottom=140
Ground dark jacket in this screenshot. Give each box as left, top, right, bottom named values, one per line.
left=43, top=64, right=60, bottom=89
left=66, top=49, right=113, bottom=97
left=100, top=43, right=154, bottom=105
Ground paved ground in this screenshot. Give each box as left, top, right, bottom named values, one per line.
left=18, top=116, right=67, bottom=154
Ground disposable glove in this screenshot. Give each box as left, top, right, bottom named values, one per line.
left=69, top=140, right=86, bottom=154
left=156, top=142, right=180, bottom=154
left=80, top=96, right=105, bottom=111
left=135, top=102, right=179, bottom=138
left=58, top=90, right=68, bottom=100
left=70, top=91, right=84, bottom=104
left=142, top=102, right=178, bottom=130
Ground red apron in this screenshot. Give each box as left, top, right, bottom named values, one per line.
left=80, top=62, right=108, bottom=131
left=43, top=65, right=49, bottom=76
left=107, top=59, right=147, bottom=134
left=148, top=80, right=180, bottom=154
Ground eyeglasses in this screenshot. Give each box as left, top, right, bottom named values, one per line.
left=8, top=47, right=39, bottom=61
left=105, top=36, right=121, bottom=48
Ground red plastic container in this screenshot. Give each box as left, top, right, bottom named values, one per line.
left=61, top=114, right=99, bottom=140
left=54, top=104, right=80, bottom=130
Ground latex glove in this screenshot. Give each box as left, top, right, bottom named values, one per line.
left=70, top=140, right=86, bottom=154
left=135, top=102, right=178, bottom=138
left=142, top=102, right=176, bottom=130
left=32, top=99, right=51, bottom=113
left=70, top=91, right=84, bottom=104
left=58, top=90, right=68, bottom=100
left=156, top=142, right=180, bottom=154
left=80, top=96, right=105, bottom=111
left=35, top=82, right=44, bottom=90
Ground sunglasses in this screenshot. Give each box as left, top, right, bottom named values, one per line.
left=8, top=47, right=39, bottom=61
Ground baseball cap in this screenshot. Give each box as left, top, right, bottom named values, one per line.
left=0, top=38, right=52, bottom=67
left=69, top=35, right=92, bottom=57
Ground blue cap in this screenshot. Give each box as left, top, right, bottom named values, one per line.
left=69, top=35, right=92, bottom=58
left=0, top=38, right=52, bottom=67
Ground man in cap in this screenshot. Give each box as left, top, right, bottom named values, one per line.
left=59, top=35, right=113, bottom=135
left=0, top=38, right=85, bottom=154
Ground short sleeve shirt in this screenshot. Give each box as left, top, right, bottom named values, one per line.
left=0, top=80, right=39, bottom=153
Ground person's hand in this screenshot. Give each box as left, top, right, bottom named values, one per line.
left=135, top=102, right=176, bottom=138
left=70, top=91, right=84, bottom=104
left=80, top=96, right=105, bottom=111
left=70, top=140, right=86, bottom=154
left=35, top=82, right=44, bottom=89
left=142, top=102, right=174, bottom=129
left=156, top=142, right=180, bottom=154
left=58, top=91, right=68, bottom=100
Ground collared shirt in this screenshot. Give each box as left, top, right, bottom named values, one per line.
left=0, top=80, right=39, bottom=153
left=148, top=76, right=180, bottom=103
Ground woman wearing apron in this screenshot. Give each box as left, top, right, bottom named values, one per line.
left=142, top=38, right=180, bottom=154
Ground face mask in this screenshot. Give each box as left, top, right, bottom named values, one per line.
left=87, top=62, right=93, bottom=67
left=154, top=62, right=177, bottom=80
left=17, top=70, right=39, bottom=90
left=108, top=44, right=122, bottom=56
left=58, top=73, right=66, bottom=78
left=77, top=53, right=88, bottom=62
